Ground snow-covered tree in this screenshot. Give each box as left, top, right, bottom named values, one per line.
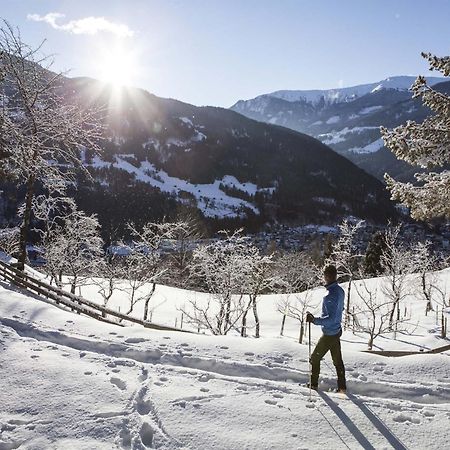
left=276, top=252, right=320, bottom=343
left=166, top=212, right=204, bottom=289
left=92, top=253, right=123, bottom=316
left=240, top=248, right=280, bottom=338
left=353, top=276, right=402, bottom=350
left=380, top=226, right=416, bottom=328
left=326, top=219, right=364, bottom=326
left=381, top=52, right=450, bottom=220
left=43, top=208, right=104, bottom=294
left=0, top=22, right=103, bottom=269
left=0, top=226, right=20, bottom=258
left=413, top=241, right=440, bottom=314
left=119, top=221, right=177, bottom=321
left=182, top=230, right=251, bottom=335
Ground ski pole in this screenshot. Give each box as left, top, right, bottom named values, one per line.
left=308, top=320, right=312, bottom=402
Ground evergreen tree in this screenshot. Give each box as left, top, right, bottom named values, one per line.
left=364, top=231, right=387, bottom=276
left=381, top=52, right=450, bottom=220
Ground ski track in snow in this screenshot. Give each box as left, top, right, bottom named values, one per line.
left=1, top=274, right=450, bottom=449
left=3, top=316, right=450, bottom=410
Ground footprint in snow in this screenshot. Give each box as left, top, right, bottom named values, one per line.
left=163, top=336, right=171, bottom=340
left=84, top=371, right=92, bottom=375
left=180, top=343, right=190, bottom=347
left=384, top=370, right=394, bottom=376
left=125, top=337, right=147, bottom=344
left=138, top=368, right=148, bottom=382
left=393, top=413, right=420, bottom=424
left=110, top=377, right=127, bottom=391
left=200, top=387, right=209, bottom=393
left=244, top=352, right=255, bottom=356
left=140, top=422, right=154, bottom=448
left=272, top=393, right=284, bottom=399
left=219, top=346, right=229, bottom=350
left=265, top=399, right=278, bottom=406
left=109, top=332, right=118, bottom=335
left=159, top=377, right=168, bottom=382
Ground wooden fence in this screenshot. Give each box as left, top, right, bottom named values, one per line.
left=0, top=260, right=193, bottom=334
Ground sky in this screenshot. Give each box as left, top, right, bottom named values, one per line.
left=1, top=0, right=449, bottom=107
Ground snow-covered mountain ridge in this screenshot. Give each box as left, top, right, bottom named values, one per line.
left=266, top=76, right=445, bottom=105
left=231, top=77, right=450, bottom=182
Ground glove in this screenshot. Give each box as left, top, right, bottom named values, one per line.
left=306, top=312, right=315, bottom=323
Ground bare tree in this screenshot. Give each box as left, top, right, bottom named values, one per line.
left=42, top=207, right=104, bottom=294
left=327, top=219, right=364, bottom=326
left=181, top=230, right=251, bottom=335
left=380, top=225, right=416, bottom=329
left=0, top=22, right=103, bottom=269
left=92, top=253, right=123, bottom=316
left=413, top=241, right=440, bottom=315
left=240, top=247, right=281, bottom=338
left=0, top=226, right=20, bottom=258
left=167, top=211, right=204, bottom=289
left=118, top=221, right=178, bottom=321
left=275, top=252, right=320, bottom=343
left=353, top=276, right=400, bottom=350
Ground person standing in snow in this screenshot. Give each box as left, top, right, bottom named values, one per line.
left=306, top=264, right=346, bottom=392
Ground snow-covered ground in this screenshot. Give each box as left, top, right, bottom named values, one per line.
left=1, top=265, right=449, bottom=449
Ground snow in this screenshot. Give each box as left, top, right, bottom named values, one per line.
left=264, top=76, right=445, bottom=105
left=359, top=106, right=383, bottom=115
left=90, top=156, right=260, bottom=218
left=179, top=117, right=193, bottom=127
left=326, top=115, right=340, bottom=124
left=318, top=126, right=379, bottom=145
left=0, top=263, right=449, bottom=448
left=348, top=138, right=385, bottom=154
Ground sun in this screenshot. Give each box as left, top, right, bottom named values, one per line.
left=97, top=43, right=137, bottom=87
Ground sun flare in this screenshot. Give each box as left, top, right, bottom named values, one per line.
left=97, top=43, right=137, bottom=87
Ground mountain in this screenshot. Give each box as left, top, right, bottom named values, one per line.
left=1, top=75, right=398, bottom=238
left=231, top=76, right=448, bottom=181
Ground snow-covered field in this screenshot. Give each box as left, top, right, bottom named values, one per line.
left=1, top=265, right=449, bottom=449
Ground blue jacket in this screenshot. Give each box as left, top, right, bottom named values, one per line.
left=313, top=281, right=345, bottom=335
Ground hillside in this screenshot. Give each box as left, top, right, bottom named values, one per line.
left=0, top=258, right=449, bottom=449
left=231, top=77, right=450, bottom=181
left=62, top=77, right=397, bottom=232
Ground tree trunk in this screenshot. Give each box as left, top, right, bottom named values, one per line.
left=241, top=312, right=247, bottom=337
left=345, top=279, right=352, bottom=328
left=18, top=175, right=36, bottom=270
left=143, top=283, right=156, bottom=321
left=280, top=313, right=286, bottom=336
left=299, top=321, right=304, bottom=344
left=252, top=296, right=260, bottom=338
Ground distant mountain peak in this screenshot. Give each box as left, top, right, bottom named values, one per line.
left=242, top=76, right=445, bottom=107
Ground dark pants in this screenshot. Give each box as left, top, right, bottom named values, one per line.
left=310, top=329, right=346, bottom=390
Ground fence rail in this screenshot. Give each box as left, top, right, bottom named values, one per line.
left=0, top=260, right=192, bottom=334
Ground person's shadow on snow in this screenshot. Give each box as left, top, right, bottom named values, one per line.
left=318, top=391, right=408, bottom=450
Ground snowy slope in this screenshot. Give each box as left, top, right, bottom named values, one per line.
left=268, top=76, right=445, bottom=105
left=1, top=268, right=450, bottom=449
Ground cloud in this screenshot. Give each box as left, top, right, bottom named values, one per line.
left=27, top=13, right=134, bottom=38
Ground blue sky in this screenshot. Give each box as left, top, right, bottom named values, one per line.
left=1, top=0, right=449, bottom=106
